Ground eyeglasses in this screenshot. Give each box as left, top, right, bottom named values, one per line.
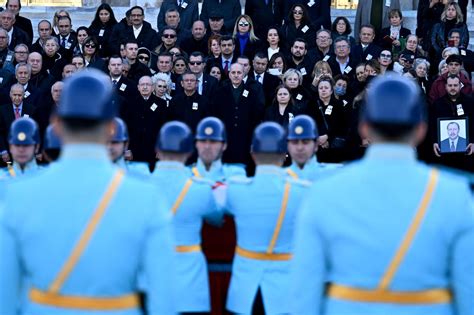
left=293, top=10, right=303, bottom=14
left=238, top=22, right=249, bottom=27
left=189, top=61, right=202, bottom=65
left=138, top=55, right=149, bottom=61
left=380, top=53, right=392, bottom=58
left=84, top=44, right=96, bottom=48
left=162, top=34, right=176, bottom=38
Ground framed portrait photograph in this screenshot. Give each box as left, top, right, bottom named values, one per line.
left=438, top=117, right=469, bottom=154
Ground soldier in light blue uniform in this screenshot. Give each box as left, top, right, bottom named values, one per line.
left=151, top=121, right=222, bottom=314
left=42, top=124, right=62, bottom=163
left=225, top=122, right=310, bottom=315
left=291, top=75, right=474, bottom=315
left=286, top=115, right=342, bottom=181
left=191, top=117, right=246, bottom=182
left=0, top=70, right=177, bottom=315
left=108, top=117, right=150, bottom=175
left=1, top=117, right=42, bottom=178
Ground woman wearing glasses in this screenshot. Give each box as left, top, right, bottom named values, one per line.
left=378, top=49, right=394, bottom=74
left=281, top=4, right=316, bottom=51
left=82, top=36, right=107, bottom=72
left=232, top=14, right=261, bottom=60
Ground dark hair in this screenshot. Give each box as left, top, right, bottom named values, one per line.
left=108, top=54, right=122, bottom=65
left=219, top=35, right=234, bottom=44
left=190, top=51, right=205, bottom=60
left=360, top=24, right=375, bottom=34
left=58, top=15, right=72, bottom=24
left=254, top=51, right=268, bottom=60
left=272, top=84, right=294, bottom=106
left=158, top=51, right=173, bottom=59
left=365, top=59, right=381, bottom=74
left=124, top=39, right=138, bottom=46
left=370, top=122, right=417, bottom=140
left=129, top=6, right=144, bottom=15
left=76, top=26, right=89, bottom=36
left=331, top=16, right=352, bottom=35
left=292, top=37, right=307, bottom=49
left=448, top=28, right=462, bottom=37
left=265, top=26, right=283, bottom=49
left=6, top=0, right=21, bottom=10
left=269, top=52, right=287, bottom=72
left=334, top=74, right=350, bottom=84
left=90, top=3, right=118, bottom=28
left=173, top=56, right=188, bottom=66
left=288, top=4, right=310, bottom=25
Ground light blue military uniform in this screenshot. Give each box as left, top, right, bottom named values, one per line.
left=291, top=144, right=474, bottom=315
left=291, top=75, right=474, bottom=315
left=1, top=160, right=42, bottom=179
left=286, top=158, right=342, bottom=182
left=152, top=160, right=221, bottom=313
left=191, top=158, right=246, bottom=182
left=0, top=144, right=177, bottom=315
left=0, top=70, right=177, bottom=315
left=226, top=165, right=310, bottom=314
left=115, top=156, right=151, bottom=175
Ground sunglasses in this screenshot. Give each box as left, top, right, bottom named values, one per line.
left=84, top=44, right=96, bottom=48
left=138, top=55, right=150, bottom=61
left=156, top=85, right=167, bottom=88
left=239, top=22, right=249, bottom=27
left=162, top=34, right=176, bottom=38
left=380, top=54, right=392, bottom=58
left=189, top=61, right=202, bottom=65
left=293, top=10, right=303, bottom=14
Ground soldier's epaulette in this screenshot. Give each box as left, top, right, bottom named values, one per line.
left=191, top=176, right=215, bottom=186
left=227, top=175, right=252, bottom=185
left=285, top=177, right=311, bottom=187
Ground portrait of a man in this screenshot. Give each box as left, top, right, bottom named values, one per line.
left=440, top=121, right=467, bottom=153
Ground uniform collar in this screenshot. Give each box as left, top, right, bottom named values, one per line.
left=60, top=143, right=110, bottom=161
left=364, top=143, right=417, bottom=161
left=114, top=156, right=127, bottom=168
left=255, top=164, right=285, bottom=176
left=196, top=158, right=222, bottom=173
left=155, top=160, right=186, bottom=170
left=12, top=158, right=37, bottom=174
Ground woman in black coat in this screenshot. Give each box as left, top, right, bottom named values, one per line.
left=82, top=36, right=107, bottom=73
left=88, top=3, right=118, bottom=58
left=281, top=4, right=316, bottom=51
left=264, top=85, right=304, bottom=128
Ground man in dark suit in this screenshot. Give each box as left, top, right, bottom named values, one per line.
left=157, top=0, right=198, bottom=31
left=183, top=51, right=217, bottom=99
left=55, top=16, right=77, bottom=60
left=124, top=75, right=168, bottom=167
left=440, top=121, right=467, bottom=153
left=6, top=0, right=32, bottom=46
left=108, top=55, right=139, bottom=118
left=110, top=6, right=159, bottom=55
left=180, top=20, right=209, bottom=55
left=12, top=62, right=41, bottom=109
left=212, top=63, right=264, bottom=169
left=124, top=40, right=152, bottom=84
left=351, top=24, right=382, bottom=65
left=251, top=52, right=281, bottom=107
left=27, top=52, right=54, bottom=93
left=1, top=9, right=29, bottom=51
left=201, top=0, right=240, bottom=33
left=31, top=20, right=52, bottom=54
left=169, top=71, right=211, bottom=132
left=238, top=55, right=265, bottom=107
left=0, top=83, right=34, bottom=163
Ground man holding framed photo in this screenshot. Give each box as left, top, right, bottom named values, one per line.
left=430, top=73, right=474, bottom=171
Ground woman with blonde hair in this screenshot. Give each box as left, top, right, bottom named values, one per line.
left=232, top=14, right=262, bottom=60
left=431, top=1, right=469, bottom=59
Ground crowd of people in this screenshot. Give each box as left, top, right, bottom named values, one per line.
left=0, top=1, right=473, bottom=314
left=0, top=0, right=473, bottom=174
